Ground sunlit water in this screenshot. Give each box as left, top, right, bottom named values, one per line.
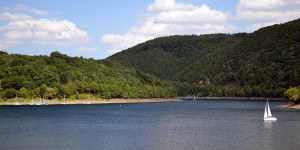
left=0, top=100, right=299, bottom=150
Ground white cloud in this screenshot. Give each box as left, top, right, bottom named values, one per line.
left=101, top=33, right=154, bottom=54
left=0, top=43, right=7, bottom=50
left=148, top=0, right=194, bottom=12
left=0, top=5, right=91, bottom=52
left=15, top=4, right=47, bottom=15
left=237, top=0, right=284, bottom=10
left=101, top=0, right=235, bottom=55
left=77, top=46, right=97, bottom=52
left=236, top=0, right=300, bottom=31
left=154, top=4, right=228, bottom=23
left=0, top=12, right=33, bottom=20
left=0, top=18, right=89, bottom=48
left=246, top=22, right=278, bottom=31
left=0, top=4, right=89, bottom=49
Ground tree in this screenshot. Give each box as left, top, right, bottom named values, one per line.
left=19, top=87, right=29, bottom=98
left=34, top=87, right=41, bottom=97
left=53, top=83, right=65, bottom=99
left=40, top=84, right=47, bottom=97
left=284, top=86, right=300, bottom=102
left=4, top=88, right=18, bottom=99
left=0, top=51, right=8, bottom=57
left=64, top=81, right=78, bottom=97
left=45, top=87, right=57, bottom=100
left=0, top=79, right=3, bottom=91
left=2, top=76, right=25, bottom=90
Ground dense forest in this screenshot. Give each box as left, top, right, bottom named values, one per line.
left=0, top=51, right=176, bottom=100
left=109, top=18, right=300, bottom=97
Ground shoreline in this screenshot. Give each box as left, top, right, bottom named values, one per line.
left=279, top=104, right=300, bottom=110
left=182, top=96, right=286, bottom=101
left=1, top=97, right=299, bottom=109
left=0, top=96, right=288, bottom=106
left=2, top=97, right=297, bottom=109
left=0, top=98, right=182, bottom=106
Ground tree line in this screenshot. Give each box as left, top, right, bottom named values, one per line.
left=284, top=86, right=300, bottom=103
left=0, top=51, right=176, bottom=101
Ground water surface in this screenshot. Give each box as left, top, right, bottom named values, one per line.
left=0, top=100, right=299, bottom=150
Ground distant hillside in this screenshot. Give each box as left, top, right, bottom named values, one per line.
left=109, top=19, right=300, bottom=97
left=110, top=33, right=247, bottom=79
left=0, top=51, right=175, bottom=100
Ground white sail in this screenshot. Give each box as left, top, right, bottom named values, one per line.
left=264, top=99, right=277, bottom=121
left=267, top=102, right=272, bottom=117
left=264, top=105, right=268, bottom=118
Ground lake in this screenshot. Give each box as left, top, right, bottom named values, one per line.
left=0, top=100, right=299, bottom=150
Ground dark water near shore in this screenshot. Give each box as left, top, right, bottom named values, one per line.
left=0, top=100, right=299, bottom=150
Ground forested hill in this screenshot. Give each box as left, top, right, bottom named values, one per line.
left=109, top=33, right=247, bottom=79
left=109, top=18, right=300, bottom=97
left=0, top=51, right=175, bottom=100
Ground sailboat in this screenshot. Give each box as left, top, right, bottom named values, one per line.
left=264, top=98, right=277, bottom=121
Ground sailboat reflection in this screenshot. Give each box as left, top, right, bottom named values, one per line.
left=264, top=121, right=273, bottom=129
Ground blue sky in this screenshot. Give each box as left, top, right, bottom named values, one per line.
left=1, top=0, right=300, bottom=59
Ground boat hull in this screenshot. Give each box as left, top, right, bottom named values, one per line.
left=264, top=117, right=277, bottom=121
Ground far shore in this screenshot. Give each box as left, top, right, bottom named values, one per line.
left=2, top=97, right=298, bottom=109
left=0, top=98, right=182, bottom=106
left=182, top=96, right=287, bottom=101
left=0, top=96, right=287, bottom=106
left=279, top=104, right=300, bottom=110
left=190, top=96, right=300, bottom=110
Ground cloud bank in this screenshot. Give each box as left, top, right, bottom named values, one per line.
left=101, top=0, right=235, bottom=55
left=101, top=0, right=300, bottom=55
left=236, top=0, right=300, bottom=31
left=0, top=5, right=89, bottom=49
left=15, top=4, right=47, bottom=15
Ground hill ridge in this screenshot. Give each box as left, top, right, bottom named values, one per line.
left=109, top=18, right=300, bottom=97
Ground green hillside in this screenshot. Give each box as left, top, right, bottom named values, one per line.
left=110, top=33, right=247, bottom=79
left=109, top=19, right=300, bottom=97
left=0, top=51, right=175, bottom=100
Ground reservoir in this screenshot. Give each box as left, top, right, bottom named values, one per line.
left=0, top=100, right=299, bottom=150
